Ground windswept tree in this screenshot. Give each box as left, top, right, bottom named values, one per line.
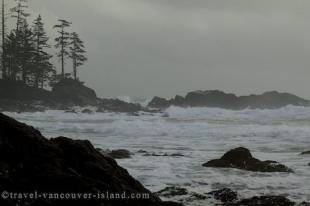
left=19, top=19, right=35, bottom=83
left=32, top=15, right=53, bottom=88
left=9, top=0, right=29, bottom=80
left=4, top=31, right=17, bottom=78
left=69, top=32, right=87, bottom=80
left=54, top=19, right=71, bottom=79
left=11, top=0, right=29, bottom=32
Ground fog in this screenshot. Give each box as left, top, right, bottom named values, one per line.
left=28, top=0, right=310, bottom=99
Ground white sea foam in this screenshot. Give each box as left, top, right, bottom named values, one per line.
left=4, top=105, right=310, bottom=204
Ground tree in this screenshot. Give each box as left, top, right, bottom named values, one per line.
left=10, top=0, right=29, bottom=33
left=32, top=15, right=53, bottom=88
left=19, top=19, right=36, bottom=83
left=69, top=32, right=87, bottom=80
left=1, top=0, right=8, bottom=79
left=54, top=19, right=71, bottom=79
left=4, top=31, right=17, bottom=79
left=9, top=0, right=29, bottom=81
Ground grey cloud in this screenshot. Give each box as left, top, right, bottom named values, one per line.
left=26, top=0, right=310, bottom=99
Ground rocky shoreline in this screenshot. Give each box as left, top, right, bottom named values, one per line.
left=1, top=79, right=310, bottom=113
left=0, top=113, right=309, bottom=206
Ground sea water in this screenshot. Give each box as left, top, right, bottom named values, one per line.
left=5, top=105, right=310, bottom=205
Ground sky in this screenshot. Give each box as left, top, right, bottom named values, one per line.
left=24, top=0, right=310, bottom=99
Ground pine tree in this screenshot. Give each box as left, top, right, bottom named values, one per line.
left=19, top=19, right=35, bottom=83
left=32, top=15, right=53, bottom=88
left=69, top=32, right=87, bottom=81
left=10, top=0, right=29, bottom=80
left=4, top=31, right=17, bottom=79
left=54, top=19, right=71, bottom=80
left=10, top=0, right=29, bottom=32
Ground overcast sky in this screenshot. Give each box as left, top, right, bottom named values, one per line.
left=26, top=0, right=310, bottom=99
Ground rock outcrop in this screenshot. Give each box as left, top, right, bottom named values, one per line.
left=52, top=78, right=98, bottom=105
left=0, top=113, right=174, bottom=206
left=203, top=147, right=292, bottom=172
left=0, top=79, right=153, bottom=113
left=148, top=90, right=310, bottom=110
left=207, top=188, right=238, bottom=203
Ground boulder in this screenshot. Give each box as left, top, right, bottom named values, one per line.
left=156, top=187, right=188, bottom=197
left=207, top=188, right=238, bottom=203
left=148, top=97, right=172, bottom=109
left=203, top=147, right=292, bottom=172
left=184, top=90, right=239, bottom=108
left=0, top=113, right=169, bottom=206
left=107, top=149, right=132, bottom=159
left=81, top=109, right=93, bottom=114
left=98, top=99, right=143, bottom=113
left=52, top=78, right=98, bottom=106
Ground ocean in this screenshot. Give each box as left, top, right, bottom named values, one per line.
left=5, top=105, right=310, bottom=205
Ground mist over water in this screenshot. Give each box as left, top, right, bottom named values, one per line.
left=5, top=105, right=310, bottom=205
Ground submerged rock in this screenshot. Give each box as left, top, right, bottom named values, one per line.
left=203, top=147, right=292, bottom=172
left=81, top=109, right=93, bottom=114
left=207, top=188, right=238, bottom=203
left=156, top=187, right=188, bottom=197
left=227, top=196, right=295, bottom=206
left=107, top=149, right=132, bottom=159
left=0, top=113, right=170, bottom=206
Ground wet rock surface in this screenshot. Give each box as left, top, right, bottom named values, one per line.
left=207, top=188, right=238, bottom=203
left=0, top=113, right=174, bottom=206
left=156, top=187, right=188, bottom=198
left=107, top=149, right=132, bottom=159
left=203, top=147, right=293, bottom=172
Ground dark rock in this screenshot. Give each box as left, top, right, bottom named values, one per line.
left=239, top=91, right=310, bottom=109
left=148, top=90, right=310, bottom=109
left=227, top=196, right=295, bottom=206
left=184, top=90, right=239, bottom=108
left=148, top=97, right=172, bottom=109
left=0, top=79, right=52, bottom=101
left=299, top=202, right=310, bottom=206
left=173, top=95, right=186, bottom=107
left=301, top=151, right=310, bottom=155
left=142, top=152, right=184, bottom=157
left=81, top=109, right=93, bottom=114
left=207, top=188, right=238, bottom=203
left=156, top=187, right=188, bottom=197
left=203, top=147, right=292, bottom=172
left=0, top=113, right=166, bottom=206
left=98, top=98, right=144, bottom=113
left=52, top=79, right=98, bottom=106
left=107, top=149, right=132, bottom=159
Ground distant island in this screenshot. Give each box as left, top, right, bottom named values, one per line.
left=1, top=78, right=310, bottom=113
